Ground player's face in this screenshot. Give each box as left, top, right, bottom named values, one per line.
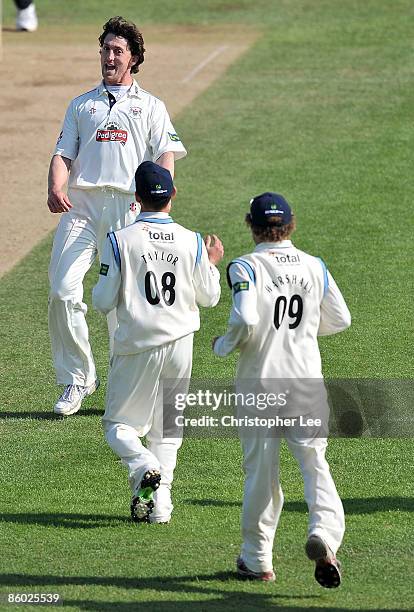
left=100, top=34, right=138, bottom=85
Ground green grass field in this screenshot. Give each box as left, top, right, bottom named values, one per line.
left=1, top=1, right=413, bottom=610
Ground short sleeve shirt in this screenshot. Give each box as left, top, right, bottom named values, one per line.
left=54, top=81, right=187, bottom=194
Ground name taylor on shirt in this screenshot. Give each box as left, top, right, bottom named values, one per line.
left=140, top=249, right=179, bottom=266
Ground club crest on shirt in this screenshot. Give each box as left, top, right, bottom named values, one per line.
left=233, top=281, right=249, bottom=294
left=129, top=106, right=142, bottom=118
left=168, top=132, right=181, bottom=142
left=99, top=263, right=109, bottom=276
left=96, top=122, right=128, bottom=146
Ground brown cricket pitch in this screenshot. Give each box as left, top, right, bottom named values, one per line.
left=0, top=24, right=257, bottom=277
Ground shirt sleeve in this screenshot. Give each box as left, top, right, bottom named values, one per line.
left=54, top=99, right=80, bottom=161
left=213, top=260, right=259, bottom=357
left=193, top=235, right=221, bottom=307
left=318, top=270, right=351, bottom=336
left=92, top=234, right=122, bottom=314
left=150, top=99, right=187, bottom=161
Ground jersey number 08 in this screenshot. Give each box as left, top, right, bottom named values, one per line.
left=145, top=271, right=176, bottom=306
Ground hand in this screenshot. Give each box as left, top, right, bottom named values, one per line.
left=204, top=234, right=224, bottom=265
left=47, top=189, right=73, bottom=213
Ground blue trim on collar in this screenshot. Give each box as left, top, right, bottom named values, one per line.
left=136, top=217, right=174, bottom=224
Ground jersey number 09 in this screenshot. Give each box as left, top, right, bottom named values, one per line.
left=273, top=294, right=303, bottom=330
left=145, top=271, right=176, bottom=306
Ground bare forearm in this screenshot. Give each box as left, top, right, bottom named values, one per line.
left=47, top=155, right=73, bottom=213
left=48, top=155, right=71, bottom=192
left=156, top=151, right=175, bottom=177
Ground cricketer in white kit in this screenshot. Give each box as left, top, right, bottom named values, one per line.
left=47, top=17, right=186, bottom=416
left=213, top=192, right=351, bottom=586
left=93, top=161, right=223, bottom=523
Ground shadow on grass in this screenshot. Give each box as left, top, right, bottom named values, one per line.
left=185, top=497, right=414, bottom=513
left=0, top=408, right=104, bottom=420
left=61, top=603, right=411, bottom=612
left=0, top=513, right=130, bottom=529
left=0, top=573, right=407, bottom=611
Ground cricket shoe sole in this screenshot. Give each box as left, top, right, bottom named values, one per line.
left=305, top=535, right=342, bottom=588
left=131, top=469, right=161, bottom=523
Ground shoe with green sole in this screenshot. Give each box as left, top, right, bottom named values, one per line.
left=131, top=469, right=161, bottom=523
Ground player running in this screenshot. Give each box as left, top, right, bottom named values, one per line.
left=93, top=161, right=223, bottom=524
left=213, top=192, right=351, bottom=586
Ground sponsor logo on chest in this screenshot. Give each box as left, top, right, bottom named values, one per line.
left=148, top=229, right=174, bottom=242
left=96, top=122, right=128, bottom=145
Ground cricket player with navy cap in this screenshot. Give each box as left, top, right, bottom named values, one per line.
left=213, top=192, right=351, bottom=586
left=93, top=161, right=223, bottom=524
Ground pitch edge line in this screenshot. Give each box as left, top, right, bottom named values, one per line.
left=181, top=45, right=230, bottom=83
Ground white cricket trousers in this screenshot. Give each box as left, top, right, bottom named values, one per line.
left=240, top=432, right=345, bottom=573
left=103, top=334, right=193, bottom=523
left=48, top=187, right=137, bottom=386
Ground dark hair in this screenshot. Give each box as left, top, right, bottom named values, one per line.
left=138, top=196, right=171, bottom=211
left=245, top=214, right=296, bottom=242
left=99, top=16, right=145, bottom=73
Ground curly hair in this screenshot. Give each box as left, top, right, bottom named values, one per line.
left=245, top=214, right=296, bottom=242
left=99, top=16, right=145, bottom=73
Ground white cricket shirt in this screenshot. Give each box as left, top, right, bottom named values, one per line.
left=92, top=212, right=221, bottom=354
left=214, top=240, right=351, bottom=379
left=54, top=81, right=187, bottom=194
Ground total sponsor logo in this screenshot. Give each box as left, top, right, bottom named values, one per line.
left=269, top=252, right=300, bottom=264
left=147, top=229, right=174, bottom=242
left=96, top=122, right=128, bottom=145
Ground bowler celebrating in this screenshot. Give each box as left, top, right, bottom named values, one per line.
left=213, top=192, right=351, bottom=586
left=47, top=16, right=186, bottom=416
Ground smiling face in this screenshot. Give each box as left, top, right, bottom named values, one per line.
left=100, top=33, right=138, bottom=86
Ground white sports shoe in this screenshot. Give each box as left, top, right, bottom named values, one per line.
left=53, top=379, right=100, bottom=416
left=16, top=3, right=38, bottom=32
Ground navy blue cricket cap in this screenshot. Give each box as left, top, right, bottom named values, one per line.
left=135, top=161, right=174, bottom=202
left=248, top=192, right=292, bottom=227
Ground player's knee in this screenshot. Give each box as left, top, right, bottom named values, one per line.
left=49, top=279, right=74, bottom=301
left=49, top=288, right=68, bottom=301
left=104, top=422, right=138, bottom=455
left=49, top=278, right=83, bottom=302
